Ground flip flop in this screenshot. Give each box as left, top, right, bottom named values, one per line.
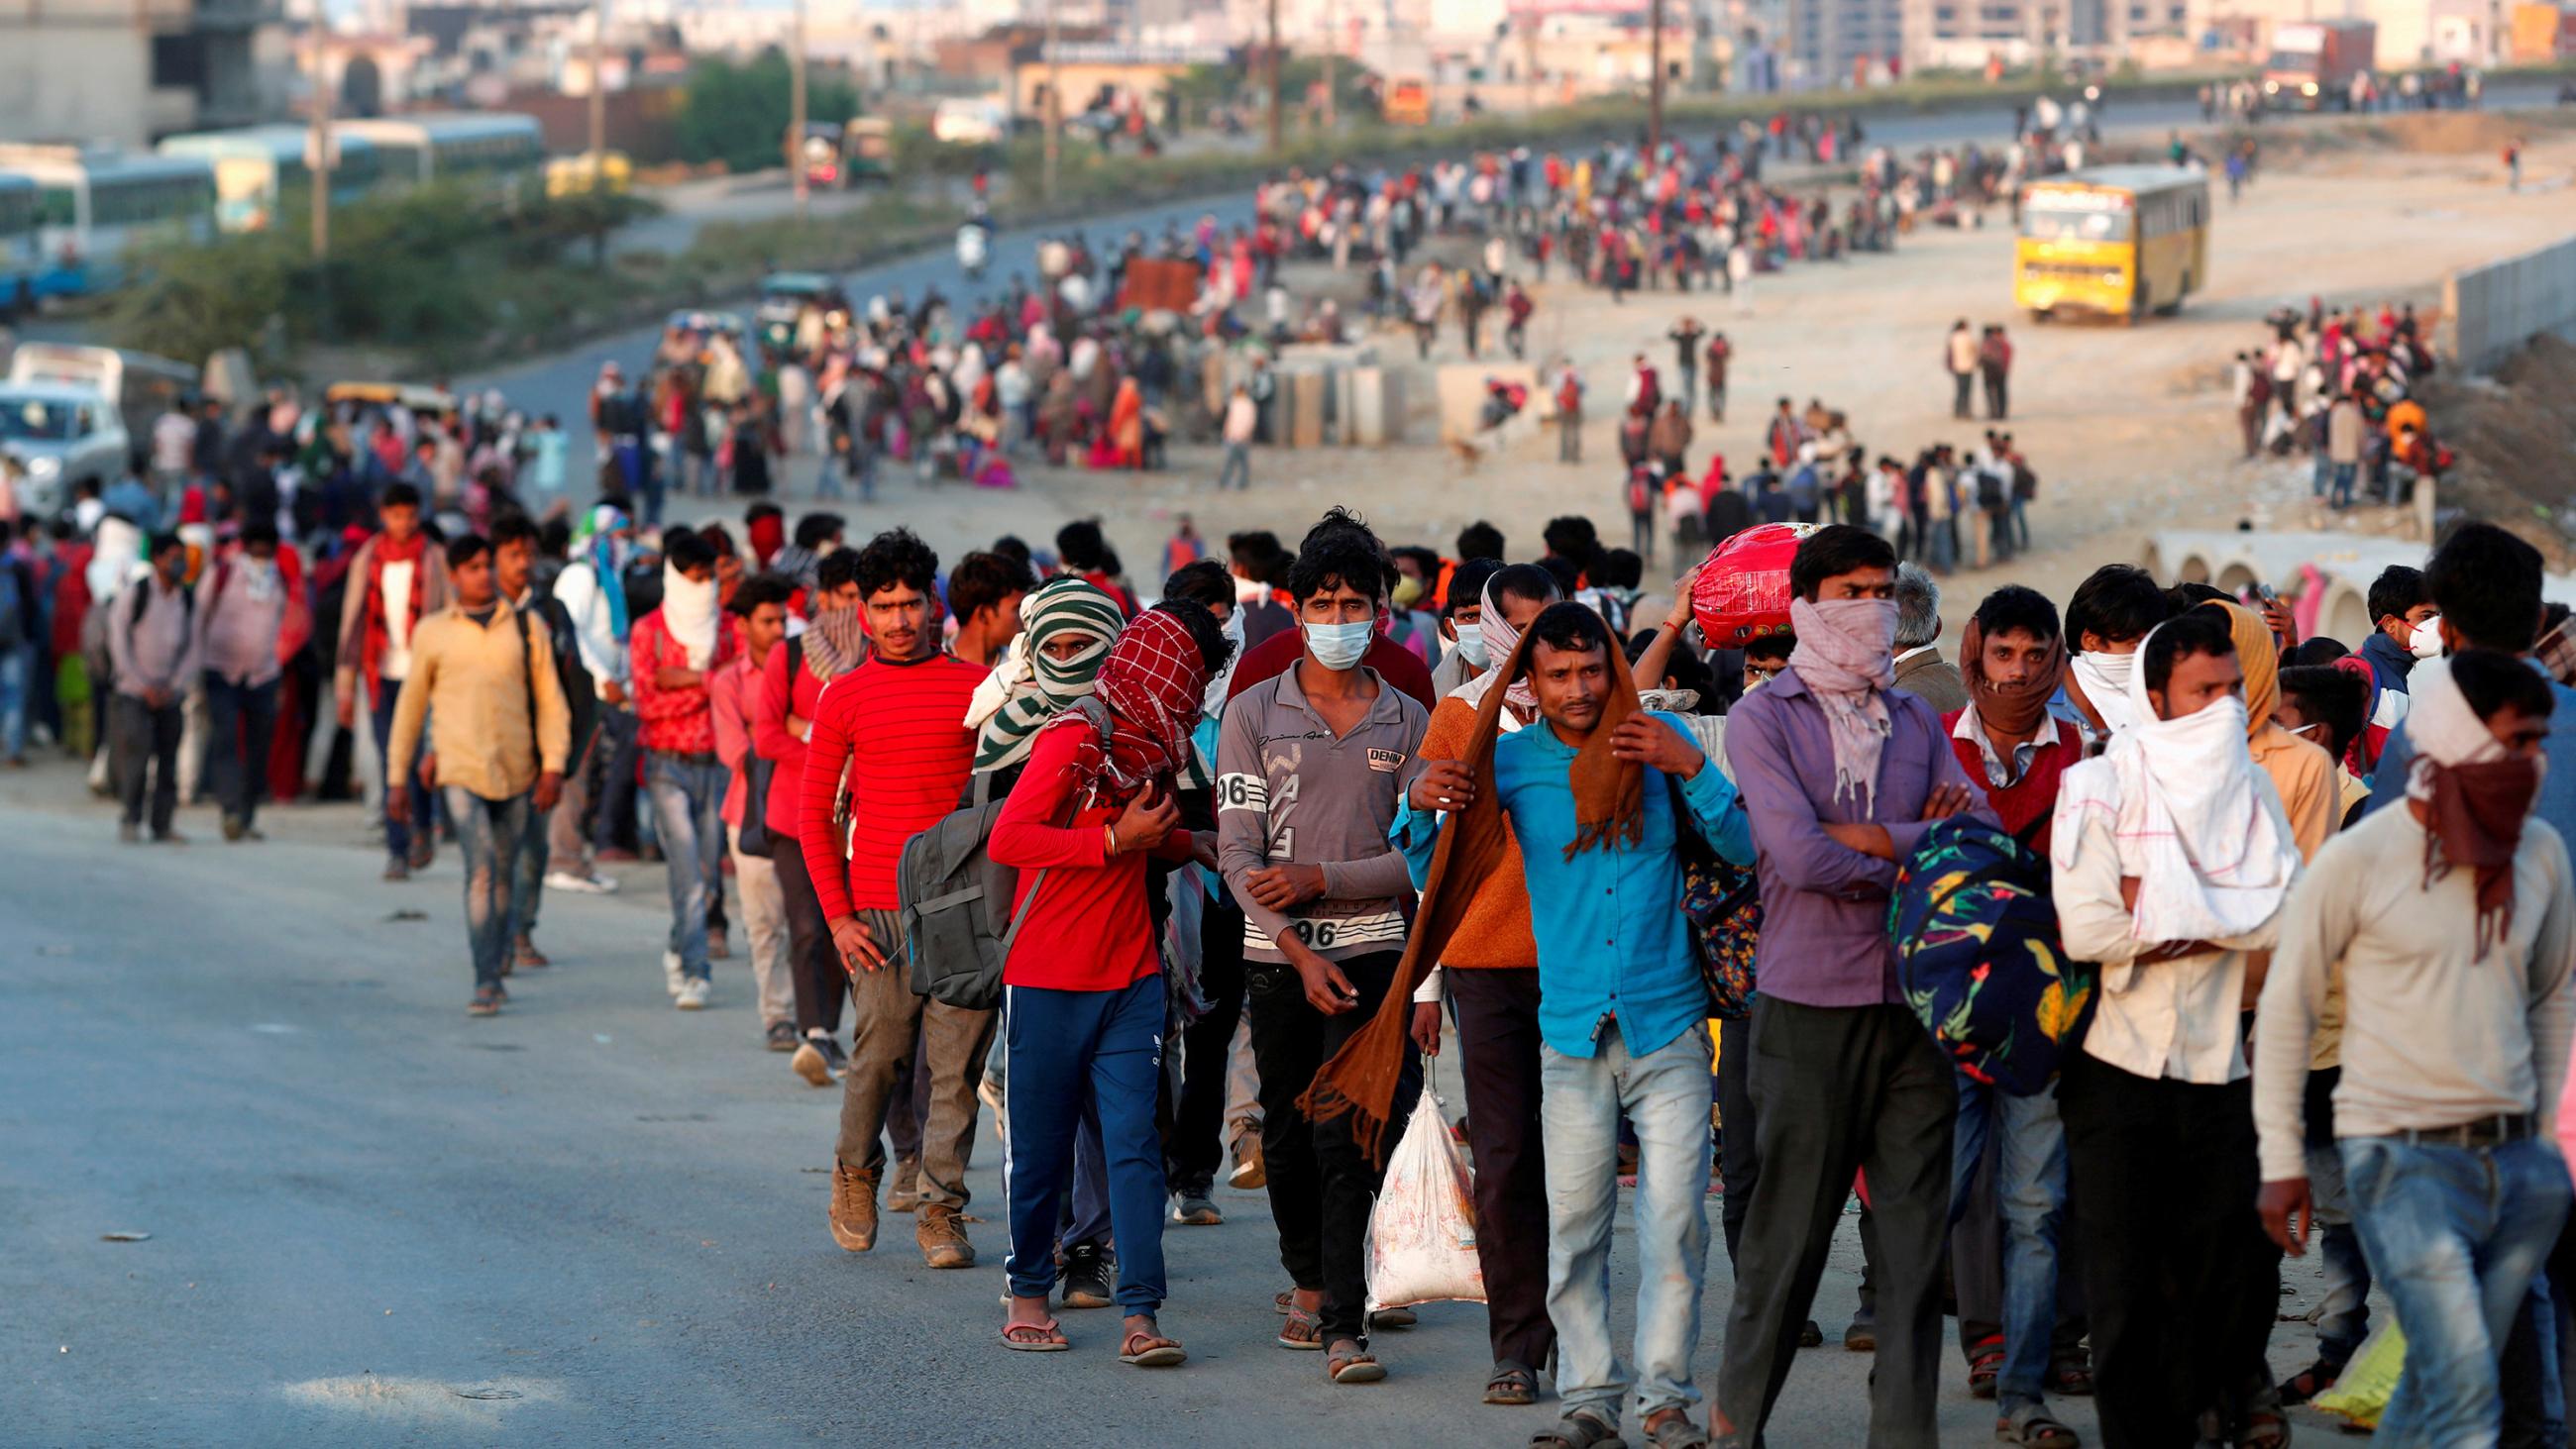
left=1120, top=1327, right=1187, bottom=1368
left=1327, top=1343, right=1385, bottom=1384
left=1277, top=1304, right=1324, bottom=1350
left=1001, top=1317, right=1068, bottom=1352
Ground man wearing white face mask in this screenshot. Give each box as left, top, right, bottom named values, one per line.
left=629, top=526, right=732, bottom=1011
left=1218, top=520, right=1430, bottom=1385
left=2061, top=564, right=2169, bottom=749
left=2049, top=609, right=2303, bottom=1449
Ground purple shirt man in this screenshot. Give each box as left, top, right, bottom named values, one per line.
left=1724, top=665, right=1989, bottom=1006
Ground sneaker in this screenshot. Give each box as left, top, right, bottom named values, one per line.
left=676, top=978, right=709, bottom=1010
left=513, top=937, right=550, bottom=970
left=1171, top=1190, right=1223, bottom=1226
left=663, top=950, right=685, bottom=998
left=221, top=815, right=246, bottom=842
left=1229, top=1130, right=1267, bottom=1190
left=792, top=1036, right=845, bottom=1087
left=828, top=1162, right=879, bottom=1252
left=1798, top=1320, right=1825, bottom=1349
left=382, top=856, right=409, bottom=881
left=468, top=985, right=502, bottom=1016
left=545, top=869, right=617, bottom=894
left=765, top=1021, right=801, bottom=1053
left=1059, top=1243, right=1115, bottom=1309
left=707, top=926, right=730, bottom=961
left=885, top=1158, right=924, bottom=1214
left=916, top=1206, right=975, bottom=1269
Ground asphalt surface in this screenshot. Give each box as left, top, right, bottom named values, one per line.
left=4, top=736, right=2350, bottom=1446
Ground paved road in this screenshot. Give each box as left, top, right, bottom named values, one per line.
left=4, top=742, right=2351, bottom=1444
left=463, top=86, right=2554, bottom=550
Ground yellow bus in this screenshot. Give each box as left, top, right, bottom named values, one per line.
left=2014, top=165, right=2209, bottom=323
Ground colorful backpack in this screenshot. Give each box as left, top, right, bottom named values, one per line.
left=1889, top=816, right=2093, bottom=1095
left=1670, top=778, right=1763, bottom=1019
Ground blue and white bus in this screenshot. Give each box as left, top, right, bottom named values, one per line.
left=340, top=113, right=544, bottom=192
left=0, top=148, right=218, bottom=299
left=0, top=174, right=37, bottom=316
left=157, top=125, right=380, bottom=234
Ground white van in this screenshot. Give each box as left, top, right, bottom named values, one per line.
left=931, top=98, right=1011, bottom=147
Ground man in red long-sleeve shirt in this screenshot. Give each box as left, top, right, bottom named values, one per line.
left=630, top=527, right=733, bottom=1010
left=756, top=548, right=870, bottom=1087
left=800, top=529, right=994, bottom=1271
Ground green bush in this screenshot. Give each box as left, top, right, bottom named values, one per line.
left=674, top=53, right=862, bottom=175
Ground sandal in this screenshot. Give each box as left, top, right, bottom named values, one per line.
left=1530, top=1408, right=1627, bottom=1448
left=468, top=986, right=502, bottom=1017
left=1994, top=1408, right=2078, bottom=1448
left=1273, top=1289, right=1295, bottom=1315
left=2047, top=1353, right=2094, bottom=1398
left=2276, top=1358, right=2340, bottom=1407
left=1966, top=1335, right=2005, bottom=1400
left=2236, top=1395, right=2291, bottom=1448
left=1119, top=1325, right=1187, bottom=1368
left=1485, top=1360, right=1541, bottom=1406
left=1643, top=1406, right=1709, bottom=1448
left=1276, top=1304, right=1323, bottom=1350
left=1000, top=1316, right=1069, bottom=1352
left=1326, top=1340, right=1386, bottom=1384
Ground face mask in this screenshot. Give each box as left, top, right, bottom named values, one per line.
left=1391, top=575, right=1427, bottom=610
left=1234, top=574, right=1268, bottom=605
left=1222, top=607, right=1245, bottom=655
left=1452, top=628, right=1489, bottom=669
left=1303, top=619, right=1372, bottom=672
left=2410, top=617, right=2444, bottom=661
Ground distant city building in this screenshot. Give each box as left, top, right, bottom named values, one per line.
left=1781, top=0, right=1901, bottom=86
left=1902, top=0, right=2103, bottom=70
left=0, top=0, right=290, bottom=149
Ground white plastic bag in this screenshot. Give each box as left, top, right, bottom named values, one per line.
left=1364, top=1080, right=1486, bottom=1310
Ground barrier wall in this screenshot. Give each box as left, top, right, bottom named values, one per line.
left=2443, top=232, right=2576, bottom=374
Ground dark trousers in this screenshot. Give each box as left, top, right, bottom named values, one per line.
left=590, top=708, right=640, bottom=855
left=1718, top=1016, right=1758, bottom=1267
left=2059, top=1052, right=2278, bottom=1449
left=1168, top=895, right=1249, bottom=1192
left=1002, top=976, right=1168, bottom=1312
left=203, top=673, right=278, bottom=827
left=1952, top=370, right=1974, bottom=419
left=1451, top=967, right=1556, bottom=1371
left=1982, top=366, right=2009, bottom=420
left=369, top=684, right=433, bottom=858
left=110, top=693, right=183, bottom=833
left=1245, top=951, right=1414, bottom=1344
left=769, top=831, right=847, bottom=1038
left=1716, top=998, right=1954, bottom=1449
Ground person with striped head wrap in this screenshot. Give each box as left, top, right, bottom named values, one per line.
left=964, top=576, right=1125, bottom=777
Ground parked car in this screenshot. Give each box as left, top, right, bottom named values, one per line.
left=0, top=380, right=130, bottom=517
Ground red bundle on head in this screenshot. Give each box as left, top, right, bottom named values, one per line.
left=1691, top=522, right=1817, bottom=649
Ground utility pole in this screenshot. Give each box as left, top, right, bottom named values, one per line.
left=1265, top=0, right=1282, bottom=153
left=588, top=0, right=608, bottom=171
left=1322, top=0, right=1337, bottom=131
left=309, top=37, right=332, bottom=260
left=1647, top=0, right=1664, bottom=157
left=1043, top=0, right=1060, bottom=201
left=791, top=0, right=808, bottom=219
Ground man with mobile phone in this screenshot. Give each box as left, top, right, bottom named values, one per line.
left=1218, top=515, right=1430, bottom=1387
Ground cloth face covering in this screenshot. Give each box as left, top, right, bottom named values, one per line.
left=1453, top=575, right=1543, bottom=714
left=2070, top=649, right=2138, bottom=738
left=2404, top=655, right=2542, bottom=954
left=1046, top=607, right=1213, bottom=809
left=2054, top=618, right=2302, bottom=947
left=661, top=565, right=720, bottom=669
left=1960, top=614, right=2067, bottom=742
left=965, top=577, right=1122, bottom=774
left=1786, top=595, right=1898, bottom=811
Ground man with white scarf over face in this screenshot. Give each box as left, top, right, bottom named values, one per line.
left=1715, top=526, right=1992, bottom=1449
left=2061, top=563, right=2170, bottom=749
left=2049, top=608, right=2303, bottom=1449
left=629, top=526, right=734, bottom=1011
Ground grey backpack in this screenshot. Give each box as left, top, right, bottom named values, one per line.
left=897, top=770, right=1047, bottom=1011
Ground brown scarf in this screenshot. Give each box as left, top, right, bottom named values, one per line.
left=1299, top=620, right=1648, bottom=1165
left=2422, top=757, right=2538, bottom=957
left=1959, top=616, right=2066, bottom=743
left=802, top=606, right=870, bottom=681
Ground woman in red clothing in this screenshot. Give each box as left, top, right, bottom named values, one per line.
left=988, top=602, right=1232, bottom=1370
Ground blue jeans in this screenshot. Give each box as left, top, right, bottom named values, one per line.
left=445, top=786, right=530, bottom=991
left=644, top=752, right=725, bottom=981
left=0, top=640, right=29, bottom=760
left=590, top=708, right=639, bottom=855
left=1218, top=441, right=1250, bottom=490
left=2306, top=1120, right=2373, bottom=1364
left=1542, top=1022, right=1712, bottom=1424
left=2343, top=1134, right=2573, bottom=1448
left=203, top=673, right=279, bottom=827
left=510, top=786, right=549, bottom=946
left=370, top=683, right=434, bottom=861
left=2331, top=462, right=2358, bottom=509
left=1002, top=975, right=1168, bottom=1312
left=1951, top=1072, right=2068, bottom=1414
left=2312, top=447, right=2334, bottom=497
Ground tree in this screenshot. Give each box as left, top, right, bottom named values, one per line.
left=674, top=52, right=862, bottom=174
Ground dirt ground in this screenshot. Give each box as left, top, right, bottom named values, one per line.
left=814, top=110, right=2576, bottom=639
